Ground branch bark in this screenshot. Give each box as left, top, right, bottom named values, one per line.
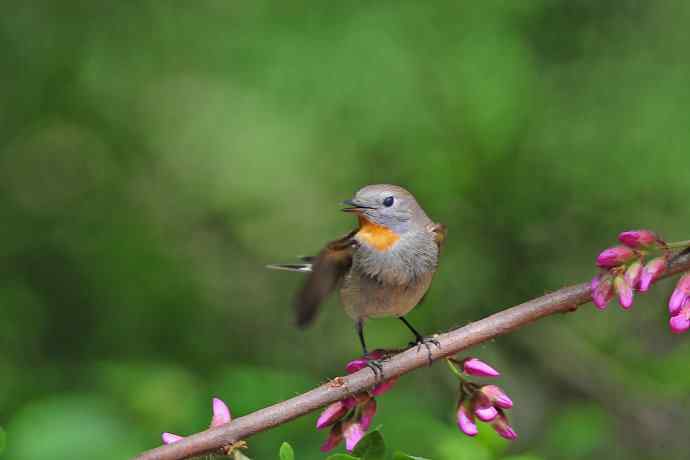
left=133, top=251, right=690, bottom=460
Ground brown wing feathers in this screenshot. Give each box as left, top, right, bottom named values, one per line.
left=294, top=230, right=357, bottom=327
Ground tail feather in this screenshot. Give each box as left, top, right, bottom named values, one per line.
left=266, top=263, right=313, bottom=273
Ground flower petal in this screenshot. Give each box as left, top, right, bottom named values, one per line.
left=371, top=377, right=398, bottom=396
left=210, top=398, right=231, bottom=427
left=669, top=273, right=690, bottom=316
left=591, top=274, right=614, bottom=310
left=614, top=276, right=634, bottom=310
left=162, top=432, right=184, bottom=444
left=359, top=398, right=377, bottom=431
left=316, top=400, right=349, bottom=429
left=639, top=256, right=667, bottom=292
left=481, top=385, right=513, bottom=409
left=491, top=412, right=518, bottom=440
left=343, top=422, right=365, bottom=452
left=670, top=302, right=690, bottom=334
left=475, top=405, right=498, bottom=422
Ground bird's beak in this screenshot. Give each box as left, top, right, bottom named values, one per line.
left=341, top=199, right=374, bottom=213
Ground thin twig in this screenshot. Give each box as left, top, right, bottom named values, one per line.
left=133, top=251, right=690, bottom=460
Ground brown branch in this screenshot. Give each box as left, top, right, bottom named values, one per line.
left=133, top=251, right=690, bottom=460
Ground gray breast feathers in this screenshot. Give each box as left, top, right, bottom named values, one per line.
left=353, top=231, right=438, bottom=285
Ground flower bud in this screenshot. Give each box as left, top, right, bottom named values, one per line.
left=491, top=411, right=518, bottom=440
left=669, top=273, right=690, bottom=316
left=462, top=358, right=500, bottom=378
left=457, top=403, right=478, bottom=436
left=669, top=302, right=690, bottom=334
left=624, top=260, right=643, bottom=289
left=639, top=256, right=667, bottom=292
left=618, top=230, right=659, bottom=248
left=480, top=385, right=513, bottom=409
left=591, top=274, right=614, bottom=309
left=210, top=398, right=231, bottom=427
left=596, top=246, right=636, bottom=268
left=614, top=275, right=633, bottom=310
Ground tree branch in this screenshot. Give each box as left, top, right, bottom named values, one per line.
left=133, top=251, right=690, bottom=460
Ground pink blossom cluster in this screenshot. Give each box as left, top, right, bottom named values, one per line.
left=454, top=358, right=516, bottom=440
left=317, top=350, right=398, bottom=452
left=592, top=230, right=667, bottom=309
left=593, top=229, right=690, bottom=334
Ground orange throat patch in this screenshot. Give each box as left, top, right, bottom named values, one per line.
left=356, top=216, right=400, bottom=251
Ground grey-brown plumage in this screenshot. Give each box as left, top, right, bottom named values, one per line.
left=268, top=184, right=446, bottom=355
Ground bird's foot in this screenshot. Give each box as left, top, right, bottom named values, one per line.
left=355, top=349, right=397, bottom=381
left=364, top=358, right=385, bottom=381
left=408, top=335, right=441, bottom=366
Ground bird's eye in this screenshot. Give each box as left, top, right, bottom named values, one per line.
left=383, top=196, right=394, bottom=207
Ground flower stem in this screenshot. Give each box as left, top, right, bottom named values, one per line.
left=666, top=239, right=690, bottom=249
left=446, top=358, right=466, bottom=382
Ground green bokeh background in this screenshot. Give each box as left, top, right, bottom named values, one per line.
left=2, top=1, right=690, bottom=459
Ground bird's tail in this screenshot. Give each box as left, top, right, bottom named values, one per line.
left=265, top=263, right=312, bottom=273
left=266, top=256, right=314, bottom=273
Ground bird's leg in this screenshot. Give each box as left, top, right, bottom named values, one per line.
left=356, top=319, right=384, bottom=380
left=399, top=316, right=440, bottom=365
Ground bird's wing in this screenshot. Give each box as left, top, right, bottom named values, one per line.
left=427, top=222, right=448, bottom=251
left=294, top=229, right=357, bottom=327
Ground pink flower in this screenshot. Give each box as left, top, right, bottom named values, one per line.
left=161, top=397, right=232, bottom=445
left=457, top=403, right=478, bottom=436
left=452, top=361, right=516, bottom=441
left=462, top=358, right=500, bottom=378
left=591, top=274, right=614, bottom=309
left=669, top=272, right=690, bottom=316
left=614, top=276, right=633, bottom=309
left=318, top=352, right=396, bottom=451
left=618, top=230, right=660, bottom=249
left=596, top=246, right=636, bottom=268
left=639, top=256, right=667, bottom=292
left=670, top=301, right=690, bottom=334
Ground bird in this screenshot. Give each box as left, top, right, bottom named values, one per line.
left=268, top=184, right=446, bottom=372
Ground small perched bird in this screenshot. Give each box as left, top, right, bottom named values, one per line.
left=269, top=184, right=446, bottom=369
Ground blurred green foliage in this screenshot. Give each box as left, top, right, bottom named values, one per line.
left=1, top=1, right=690, bottom=459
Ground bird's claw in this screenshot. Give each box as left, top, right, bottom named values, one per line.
left=365, top=359, right=385, bottom=381
left=409, top=336, right=441, bottom=366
